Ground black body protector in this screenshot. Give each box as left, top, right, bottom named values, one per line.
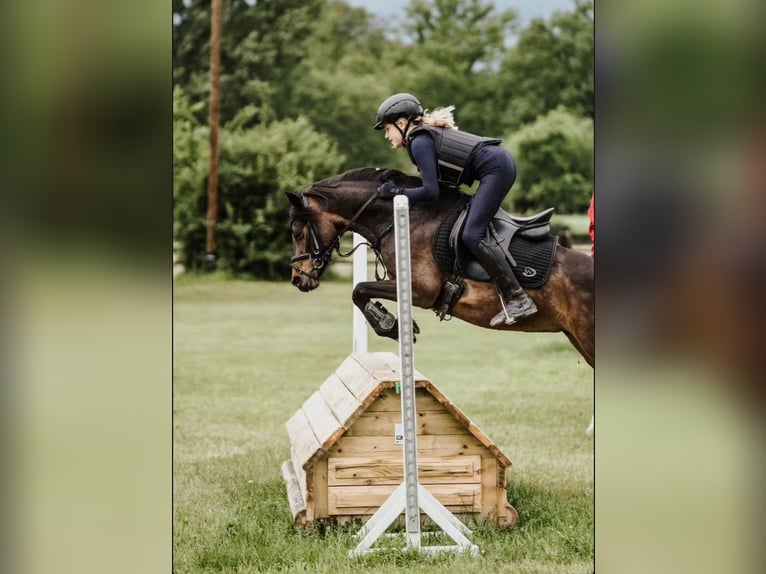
left=405, top=125, right=501, bottom=188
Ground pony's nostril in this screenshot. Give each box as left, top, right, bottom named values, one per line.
left=292, top=275, right=301, bottom=286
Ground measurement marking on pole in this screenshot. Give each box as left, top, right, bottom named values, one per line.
left=350, top=195, right=479, bottom=558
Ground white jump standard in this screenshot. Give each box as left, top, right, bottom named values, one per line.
left=350, top=195, right=479, bottom=557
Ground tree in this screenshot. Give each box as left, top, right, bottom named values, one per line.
left=499, top=0, right=593, bottom=131
left=399, top=0, right=518, bottom=136
left=173, top=84, right=345, bottom=277
left=287, top=1, right=413, bottom=171
left=504, top=107, right=593, bottom=214
left=173, top=0, right=322, bottom=126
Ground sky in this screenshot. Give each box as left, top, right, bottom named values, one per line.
left=343, top=0, right=578, bottom=24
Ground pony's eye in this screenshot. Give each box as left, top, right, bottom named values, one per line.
left=291, top=221, right=305, bottom=240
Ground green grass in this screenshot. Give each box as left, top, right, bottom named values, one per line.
left=174, top=274, right=593, bottom=573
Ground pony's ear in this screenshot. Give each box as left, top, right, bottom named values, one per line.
left=285, top=192, right=303, bottom=208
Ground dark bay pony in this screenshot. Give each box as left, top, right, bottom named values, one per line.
left=287, top=167, right=594, bottom=367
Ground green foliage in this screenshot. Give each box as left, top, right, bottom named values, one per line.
left=173, top=89, right=345, bottom=277
left=173, top=85, right=209, bottom=260
left=288, top=1, right=410, bottom=171
left=172, top=0, right=594, bottom=276
left=504, top=107, right=593, bottom=214
left=404, top=0, right=517, bottom=73
left=173, top=0, right=322, bottom=125
left=400, top=0, right=518, bottom=136
left=499, top=0, right=594, bottom=130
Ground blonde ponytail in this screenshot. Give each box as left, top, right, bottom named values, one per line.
left=420, top=105, right=458, bottom=130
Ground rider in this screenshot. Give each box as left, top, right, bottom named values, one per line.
left=373, top=92, right=537, bottom=326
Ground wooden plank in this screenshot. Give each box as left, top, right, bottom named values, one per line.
left=328, top=483, right=481, bottom=515
left=328, top=455, right=481, bottom=486
left=352, top=352, right=399, bottom=382
left=334, top=355, right=382, bottom=403
left=422, top=383, right=480, bottom=435
left=280, top=459, right=307, bottom=527
left=312, top=458, right=329, bottom=519
left=304, top=466, right=315, bottom=521
left=366, top=388, right=443, bottom=412
left=349, top=353, right=513, bottom=467
left=331, top=504, right=480, bottom=517
left=501, top=500, right=519, bottom=527
left=285, top=408, right=323, bottom=470
left=327, top=434, right=487, bottom=458
left=302, top=391, right=345, bottom=450
left=345, top=411, right=466, bottom=437
left=375, top=351, right=431, bottom=383
left=495, top=458, right=518, bottom=527
left=290, top=446, right=307, bottom=506
left=424, top=384, right=513, bottom=467
left=481, top=457, right=498, bottom=520
left=467, top=420, right=512, bottom=467
left=335, top=512, right=477, bottom=528
left=319, top=373, right=362, bottom=427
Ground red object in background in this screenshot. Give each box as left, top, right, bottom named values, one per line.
left=587, top=193, right=595, bottom=255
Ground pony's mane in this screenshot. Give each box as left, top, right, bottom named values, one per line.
left=290, top=166, right=462, bottom=221
left=312, top=167, right=422, bottom=190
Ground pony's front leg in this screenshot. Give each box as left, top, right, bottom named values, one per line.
left=352, top=280, right=420, bottom=341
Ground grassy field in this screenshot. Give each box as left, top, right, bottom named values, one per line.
left=174, top=275, right=593, bottom=573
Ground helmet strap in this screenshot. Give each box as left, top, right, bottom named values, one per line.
left=396, top=118, right=412, bottom=145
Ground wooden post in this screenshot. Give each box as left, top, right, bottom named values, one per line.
left=205, top=0, right=222, bottom=271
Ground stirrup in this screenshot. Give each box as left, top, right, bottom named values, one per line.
left=491, top=285, right=517, bottom=326
left=491, top=285, right=536, bottom=327
left=499, top=291, right=515, bottom=324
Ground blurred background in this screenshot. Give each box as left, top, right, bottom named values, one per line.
left=1, top=0, right=763, bottom=573
left=171, top=0, right=593, bottom=277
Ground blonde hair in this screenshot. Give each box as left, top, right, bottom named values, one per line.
left=419, top=106, right=458, bottom=130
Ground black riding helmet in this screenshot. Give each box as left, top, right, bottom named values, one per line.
left=373, top=93, right=423, bottom=130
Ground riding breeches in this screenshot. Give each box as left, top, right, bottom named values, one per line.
left=461, top=145, right=517, bottom=256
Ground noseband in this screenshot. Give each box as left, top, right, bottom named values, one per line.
left=289, top=195, right=334, bottom=277
left=289, top=191, right=383, bottom=279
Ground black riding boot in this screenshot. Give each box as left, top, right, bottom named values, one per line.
left=474, top=238, right=537, bottom=326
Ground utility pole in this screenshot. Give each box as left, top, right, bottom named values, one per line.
left=205, top=0, right=221, bottom=271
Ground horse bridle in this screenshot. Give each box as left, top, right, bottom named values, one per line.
left=289, top=191, right=385, bottom=279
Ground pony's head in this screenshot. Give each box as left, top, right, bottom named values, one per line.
left=286, top=167, right=416, bottom=291
left=286, top=190, right=339, bottom=292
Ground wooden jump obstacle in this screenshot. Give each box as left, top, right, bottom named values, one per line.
left=282, top=198, right=518, bottom=539
left=281, top=351, right=518, bottom=529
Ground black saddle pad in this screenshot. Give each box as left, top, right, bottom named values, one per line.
left=432, top=199, right=558, bottom=289
left=507, top=234, right=558, bottom=288
left=431, top=194, right=470, bottom=271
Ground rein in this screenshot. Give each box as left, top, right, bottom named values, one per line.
left=290, top=191, right=390, bottom=280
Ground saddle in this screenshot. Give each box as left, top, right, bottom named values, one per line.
left=448, top=205, right=554, bottom=281
left=431, top=196, right=559, bottom=320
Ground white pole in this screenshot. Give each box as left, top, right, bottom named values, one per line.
left=392, top=196, right=421, bottom=546
left=350, top=195, right=478, bottom=557
left=352, top=233, right=368, bottom=354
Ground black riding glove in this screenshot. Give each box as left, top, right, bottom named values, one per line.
left=376, top=181, right=404, bottom=199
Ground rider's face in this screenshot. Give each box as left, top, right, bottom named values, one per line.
left=384, top=121, right=406, bottom=148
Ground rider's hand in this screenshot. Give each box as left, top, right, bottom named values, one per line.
left=376, top=181, right=404, bottom=199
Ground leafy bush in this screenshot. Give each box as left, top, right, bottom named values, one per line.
left=173, top=87, right=345, bottom=278
left=503, top=107, right=593, bottom=214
